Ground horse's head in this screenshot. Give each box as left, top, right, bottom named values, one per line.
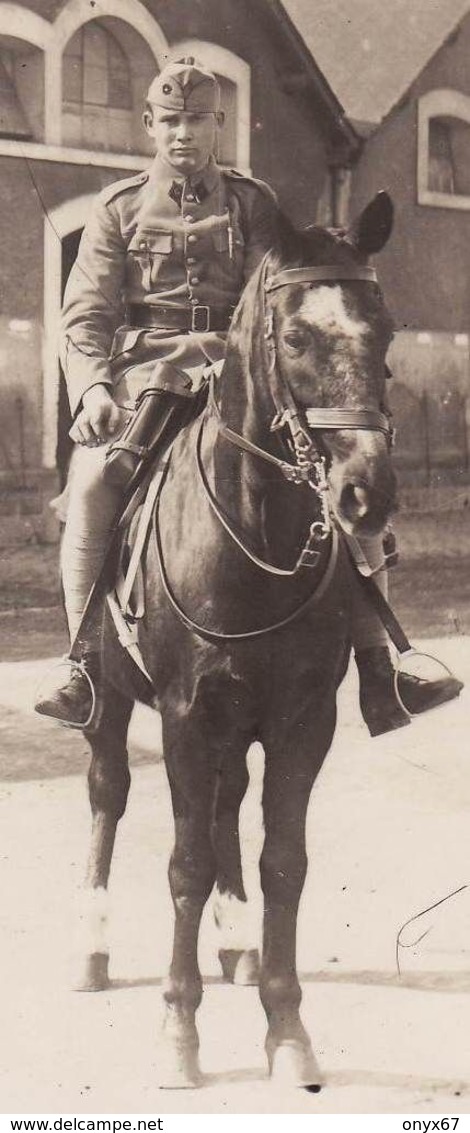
left=262, top=192, right=397, bottom=537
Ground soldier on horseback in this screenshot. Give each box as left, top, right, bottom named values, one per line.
left=35, top=58, right=462, bottom=736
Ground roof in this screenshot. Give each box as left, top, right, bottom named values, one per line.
left=259, top=0, right=359, bottom=153
left=280, top=0, right=470, bottom=125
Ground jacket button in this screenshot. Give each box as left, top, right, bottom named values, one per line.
left=189, top=276, right=200, bottom=285
left=186, top=257, right=197, bottom=265
left=185, top=215, right=195, bottom=223
left=186, top=234, right=198, bottom=244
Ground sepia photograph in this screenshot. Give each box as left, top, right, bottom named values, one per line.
left=1, top=0, right=470, bottom=1121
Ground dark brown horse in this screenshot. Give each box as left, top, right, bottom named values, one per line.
left=79, top=192, right=397, bottom=1089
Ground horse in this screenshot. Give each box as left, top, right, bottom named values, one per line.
left=77, top=191, right=397, bottom=1090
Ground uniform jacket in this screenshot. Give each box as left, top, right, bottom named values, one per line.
left=61, top=155, right=279, bottom=413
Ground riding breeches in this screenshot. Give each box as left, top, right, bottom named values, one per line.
left=60, top=443, right=120, bottom=640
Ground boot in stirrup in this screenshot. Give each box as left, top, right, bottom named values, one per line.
left=34, top=652, right=100, bottom=728
left=356, top=645, right=463, bottom=738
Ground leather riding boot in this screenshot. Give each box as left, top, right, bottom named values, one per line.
left=355, top=645, right=463, bottom=738
left=34, top=652, right=99, bottom=727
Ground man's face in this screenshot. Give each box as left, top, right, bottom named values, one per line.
left=145, top=107, right=220, bottom=175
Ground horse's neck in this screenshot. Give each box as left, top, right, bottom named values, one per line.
left=212, top=365, right=315, bottom=565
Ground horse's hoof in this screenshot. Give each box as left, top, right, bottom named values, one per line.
left=218, top=948, right=260, bottom=985
left=75, top=952, right=110, bottom=992
left=157, top=1044, right=203, bottom=1089
left=267, top=1039, right=323, bottom=1090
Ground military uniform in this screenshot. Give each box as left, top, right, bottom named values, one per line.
left=62, top=157, right=278, bottom=413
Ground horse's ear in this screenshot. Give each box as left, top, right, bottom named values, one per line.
left=347, top=191, right=394, bottom=256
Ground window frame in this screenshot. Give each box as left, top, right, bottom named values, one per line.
left=418, top=88, right=470, bottom=210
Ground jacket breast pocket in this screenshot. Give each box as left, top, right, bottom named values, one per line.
left=127, top=230, right=173, bottom=288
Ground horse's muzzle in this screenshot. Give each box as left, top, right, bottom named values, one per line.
left=330, top=425, right=397, bottom=538
left=337, top=470, right=397, bottom=535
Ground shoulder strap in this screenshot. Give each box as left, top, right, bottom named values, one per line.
left=224, top=167, right=277, bottom=198
left=100, top=170, right=149, bottom=207
left=223, top=168, right=277, bottom=244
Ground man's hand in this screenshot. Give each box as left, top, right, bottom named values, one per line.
left=69, top=385, right=129, bottom=447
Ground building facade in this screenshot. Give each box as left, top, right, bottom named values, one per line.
left=0, top=0, right=356, bottom=543
left=349, top=10, right=470, bottom=492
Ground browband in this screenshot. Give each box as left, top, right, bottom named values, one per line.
left=265, top=266, right=378, bottom=291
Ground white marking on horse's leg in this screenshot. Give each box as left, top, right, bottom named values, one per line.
left=214, top=887, right=259, bottom=951
left=79, top=886, right=110, bottom=957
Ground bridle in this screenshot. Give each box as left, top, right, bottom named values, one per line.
left=154, top=256, right=394, bottom=641
left=206, top=257, right=393, bottom=560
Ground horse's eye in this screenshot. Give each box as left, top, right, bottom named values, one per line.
left=283, top=331, right=309, bottom=354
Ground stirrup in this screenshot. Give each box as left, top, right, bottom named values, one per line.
left=394, top=648, right=461, bottom=718
left=65, top=658, right=98, bottom=731
left=34, top=655, right=99, bottom=731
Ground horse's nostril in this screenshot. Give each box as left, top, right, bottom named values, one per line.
left=351, top=485, right=369, bottom=517
left=341, top=483, right=369, bottom=522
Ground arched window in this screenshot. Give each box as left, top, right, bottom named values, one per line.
left=418, top=90, right=470, bottom=209
left=62, top=21, right=133, bottom=151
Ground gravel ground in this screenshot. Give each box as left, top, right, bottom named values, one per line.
left=1, top=523, right=469, bottom=1114
left=1, top=648, right=470, bottom=1113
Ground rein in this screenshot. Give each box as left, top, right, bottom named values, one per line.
left=154, top=463, right=340, bottom=642
left=196, top=411, right=329, bottom=574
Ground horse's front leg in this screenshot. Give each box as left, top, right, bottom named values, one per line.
left=77, top=692, right=133, bottom=991
left=212, top=746, right=260, bottom=985
left=259, top=725, right=333, bottom=1089
left=160, top=724, right=218, bottom=1089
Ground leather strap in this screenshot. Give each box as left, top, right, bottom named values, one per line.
left=117, top=468, right=166, bottom=616
left=106, top=592, right=154, bottom=691
left=342, top=534, right=412, bottom=654
left=154, top=483, right=340, bottom=642
left=355, top=571, right=412, bottom=654
left=127, top=302, right=235, bottom=332
left=265, top=266, right=378, bottom=291
left=305, top=407, right=391, bottom=436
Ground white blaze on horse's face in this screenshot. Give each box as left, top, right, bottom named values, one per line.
left=299, top=285, right=370, bottom=347
left=274, top=275, right=396, bottom=536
